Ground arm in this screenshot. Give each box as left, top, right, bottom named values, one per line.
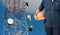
left=34, top=0, right=45, bottom=20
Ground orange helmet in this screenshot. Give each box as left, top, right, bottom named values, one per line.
left=37, top=12, right=46, bottom=20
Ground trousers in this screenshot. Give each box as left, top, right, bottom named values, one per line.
left=45, top=27, right=60, bottom=35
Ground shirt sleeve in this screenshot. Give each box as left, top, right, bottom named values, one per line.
left=39, top=0, right=44, bottom=11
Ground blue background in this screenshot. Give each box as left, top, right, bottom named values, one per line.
left=0, top=0, right=46, bottom=35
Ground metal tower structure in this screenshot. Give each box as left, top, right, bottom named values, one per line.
left=3, top=0, right=32, bottom=35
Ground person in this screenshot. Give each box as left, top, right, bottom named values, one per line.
left=34, top=0, right=60, bottom=35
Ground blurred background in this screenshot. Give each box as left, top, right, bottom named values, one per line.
left=0, top=0, right=46, bottom=35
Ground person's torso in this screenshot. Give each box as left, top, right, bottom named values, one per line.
left=43, top=0, right=60, bottom=27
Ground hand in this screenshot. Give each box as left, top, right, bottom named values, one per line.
left=34, top=9, right=40, bottom=20
left=34, top=9, right=46, bottom=20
